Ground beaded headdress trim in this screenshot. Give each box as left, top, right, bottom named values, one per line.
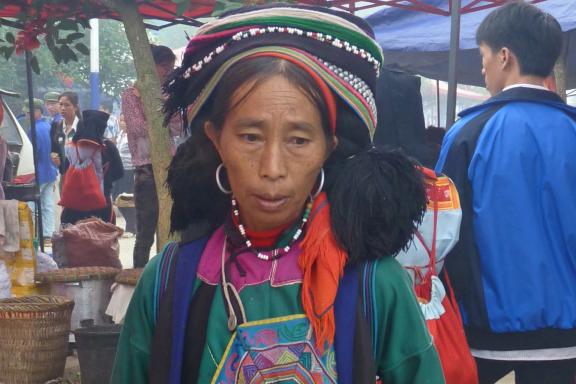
left=184, top=46, right=377, bottom=137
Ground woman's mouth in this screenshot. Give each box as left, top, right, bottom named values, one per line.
left=253, top=194, right=289, bottom=212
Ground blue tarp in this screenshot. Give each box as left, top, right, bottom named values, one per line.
left=366, top=0, right=576, bottom=88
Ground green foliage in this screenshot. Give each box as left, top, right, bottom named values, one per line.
left=0, top=20, right=136, bottom=111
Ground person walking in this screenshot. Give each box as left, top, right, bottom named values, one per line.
left=436, top=2, right=576, bottom=383
left=60, top=110, right=123, bottom=225
left=121, top=44, right=181, bottom=268
left=24, top=98, right=57, bottom=245
left=43, top=91, right=62, bottom=124
left=50, top=91, right=81, bottom=174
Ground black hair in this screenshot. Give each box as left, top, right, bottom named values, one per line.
left=58, top=91, right=82, bottom=119
left=476, top=1, right=563, bottom=78
left=166, top=56, right=370, bottom=233
left=151, top=44, right=176, bottom=66
left=329, top=147, right=426, bottom=264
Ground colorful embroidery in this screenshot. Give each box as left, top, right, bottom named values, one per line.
left=212, top=315, right=337, bottom=383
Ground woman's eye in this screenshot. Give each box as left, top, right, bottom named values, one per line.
left=290, top=137, right=309, bottom=146
left=240, top=134, right=260, bottom=143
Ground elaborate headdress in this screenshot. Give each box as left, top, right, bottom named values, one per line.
left=164, top=4, right=383, bottom=139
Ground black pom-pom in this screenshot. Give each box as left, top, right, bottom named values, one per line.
left=328, top=147, right=427, bottom=264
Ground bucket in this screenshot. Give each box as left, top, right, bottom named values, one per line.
left=74, top=320, right=122, bottom=384
left=36, top=267, right=120, bottom=330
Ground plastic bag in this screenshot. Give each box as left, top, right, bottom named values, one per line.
left=0, top=260, right=11, bottom=299
left=62, top=217, right=123, bottom=268
left=3, top=202, right=38, bottom=296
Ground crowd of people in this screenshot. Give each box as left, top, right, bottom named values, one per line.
left=22, top=45, right=180, bottom=269
left=16, top=1, right=576, bottom=383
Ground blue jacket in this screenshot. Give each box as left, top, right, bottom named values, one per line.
left=436, top=87, right=576, bottom=351
left=29, top=117, right=58, bottom=185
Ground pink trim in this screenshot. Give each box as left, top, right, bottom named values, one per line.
left=197, top=226, right=303, bottom=292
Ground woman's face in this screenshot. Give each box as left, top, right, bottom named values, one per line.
left=59, top=96, right=77, bottom=121
left=206, top=75, right=336, bottom=232
left=119, top=114, right=126, bottom=131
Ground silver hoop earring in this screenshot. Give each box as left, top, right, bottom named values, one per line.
left=310, top=168, right=325, bottom=199
left=216, top=163, right=232, bottom=194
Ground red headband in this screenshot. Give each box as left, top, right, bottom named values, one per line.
left=248, top=52, right=338, bottom=134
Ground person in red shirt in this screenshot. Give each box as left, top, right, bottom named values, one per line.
left=121, top=45, right=182, bottom=268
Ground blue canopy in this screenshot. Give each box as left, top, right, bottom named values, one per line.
left=367, top=0, right=576, bottom=88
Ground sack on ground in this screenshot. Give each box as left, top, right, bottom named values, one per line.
left=62, top=217, right=123, bottom=268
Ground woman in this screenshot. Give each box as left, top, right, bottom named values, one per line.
left=50, top=91, right=81, bottom=173
left=112, top=5, right=444, bottom=384
left=60, top=110, right=123, bottom=225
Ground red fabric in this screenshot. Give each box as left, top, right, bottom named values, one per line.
left=299, top=192, right=347, bottom=351
left=0, top=2, right=214, bottom=22
left=231, top=212, right=293, bottom=249
left=415, top=272, right=478, bottom=384
left=59, top=145, right=107, bottom=211
left=413, top=169, right=478, bottom=384
left=249, top=52, right=338, bottom=134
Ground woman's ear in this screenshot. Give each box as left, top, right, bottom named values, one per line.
left=204, top=121, right=222, bottom=156
left=326, top=135, right=339, bottom=160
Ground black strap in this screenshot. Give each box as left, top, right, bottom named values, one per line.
left=149, top=244, right=181, bottom=384
left=182, top=283, right=217, bottom=384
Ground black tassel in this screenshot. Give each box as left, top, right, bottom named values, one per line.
left=328, top=146, right=427, bottom=264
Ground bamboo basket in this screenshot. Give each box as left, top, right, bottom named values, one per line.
left=0, top=295, right=74, bottom=384
left=115, top=268, right=143, bottom=286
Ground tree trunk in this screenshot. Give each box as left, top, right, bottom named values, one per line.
left=100, top=0, right=175, bottom=250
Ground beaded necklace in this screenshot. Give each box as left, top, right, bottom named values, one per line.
left=231, top=197, right=313, bottom=261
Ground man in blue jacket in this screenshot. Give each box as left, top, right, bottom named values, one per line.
left=436, top=2, right=576, bottom=383
left=24, top=98, right=58, bottom=246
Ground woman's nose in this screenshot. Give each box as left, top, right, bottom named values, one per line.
left=259, top=142, right=287, bottom=181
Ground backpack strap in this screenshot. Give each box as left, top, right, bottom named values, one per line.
left=334, top=264, right=359, bottom=384
left=152, top=241, right=180, bottom=324
left=149, top=238, right=209, bottom=384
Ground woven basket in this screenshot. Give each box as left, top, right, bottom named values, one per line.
left=115, top=268, right=143, bottom=286
left=36, top=266, right=120, bottom=283
left=0, top=295, right=74, bottom=384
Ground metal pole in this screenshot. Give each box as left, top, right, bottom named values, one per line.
left=24, top=50, right=44, bottom=253
left=446, top=0, right=461, bottom=128
left=90, top=19, right=100, bottom=109
left=436, top=79, right=441, bottom=127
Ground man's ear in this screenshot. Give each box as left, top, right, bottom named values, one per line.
left=500, top=47, right=513, bottom=70
left=204, top=121, right=222, bottom=156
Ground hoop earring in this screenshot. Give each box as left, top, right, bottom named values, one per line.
left=310, top=168, right=325, bottom=199
left=216, top=163, right=232, bottom=194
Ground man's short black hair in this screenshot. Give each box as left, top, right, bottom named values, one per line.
left=151, top=44, right=176, bottom=66
left=476, top=1, right=563, bottom=78
left=99, top=98, right=113, bottom=113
